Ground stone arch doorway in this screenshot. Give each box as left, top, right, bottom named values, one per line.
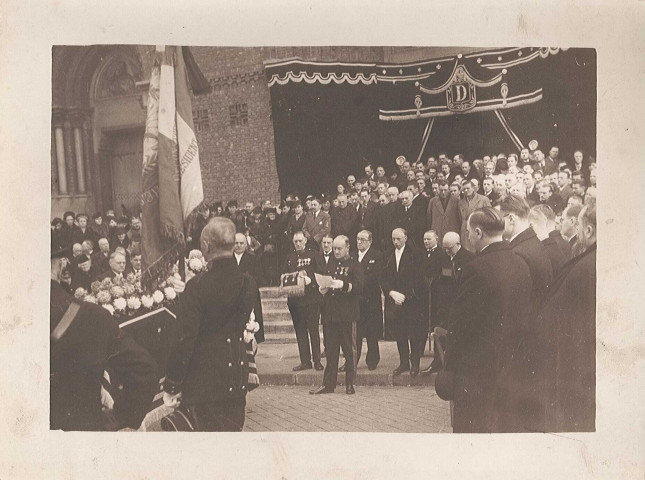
left=51, top=45, right=148, bottom=218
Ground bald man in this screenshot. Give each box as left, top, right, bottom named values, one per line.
left=381, top=228, right=427, bottom=376
left=311, top=235, right=363, bottom=395
left=163, top=217, right=259, bottom=431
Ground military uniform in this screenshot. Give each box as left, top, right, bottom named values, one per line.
left=320, top=256, right=363, bottom=390
left=283, top=249, right=325, bottom=367
left=164, top=257, right=258, bottom=431
left=50, top=280, right=158, bottom=431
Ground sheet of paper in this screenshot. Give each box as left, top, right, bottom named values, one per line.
left=314, top=273, right=335, bottom=289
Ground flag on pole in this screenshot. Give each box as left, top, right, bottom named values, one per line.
left=141, top=45, right=204, bottom=289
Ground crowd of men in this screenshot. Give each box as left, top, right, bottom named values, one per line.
left=51, top=144, right=597, bottom=433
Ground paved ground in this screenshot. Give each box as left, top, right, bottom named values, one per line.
left=255, top=340, right=438, bottom=386
left=243, top=385, right=451, bottom=433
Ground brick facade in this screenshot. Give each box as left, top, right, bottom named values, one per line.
left=53, top=46, right=463, bottom=217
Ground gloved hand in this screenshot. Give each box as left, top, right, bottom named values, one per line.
left=170, top=277, right=186, bottom=294
left=163, top=391, right=182, bottom=408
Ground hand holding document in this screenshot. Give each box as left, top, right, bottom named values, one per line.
left=315, top=273, right=335, bottom=289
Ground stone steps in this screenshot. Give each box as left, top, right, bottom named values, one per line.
left=260, top=287, right=296, bottom=343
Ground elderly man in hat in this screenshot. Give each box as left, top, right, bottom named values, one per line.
left=50, top=241, right=157, bottom=431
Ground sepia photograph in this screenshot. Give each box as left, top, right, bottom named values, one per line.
left=50, top=45, right=596, bottom=433
left=2, top=1, right=644, bottom=478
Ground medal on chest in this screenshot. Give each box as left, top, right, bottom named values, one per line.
left=334, top=265, right=349, bottom=278
left=297, top=257, right=311, bottom=268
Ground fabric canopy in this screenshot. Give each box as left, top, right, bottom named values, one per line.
left=266, top=47, right=596, bottom=197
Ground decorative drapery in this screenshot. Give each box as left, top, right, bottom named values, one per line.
left=266, top=47, right=596, bottom=197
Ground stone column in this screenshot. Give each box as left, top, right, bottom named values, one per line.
left=71, top=112, right=86, bottom=193
left=52, top=110, right=67, bottom=195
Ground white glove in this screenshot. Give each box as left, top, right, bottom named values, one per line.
left=389, top=291, right=406, bottom=305
left=163, top=391, right=182, bottom=408
left=171, top=277, right=186, bottom=294
left=100, top=385, right=114, bottom=412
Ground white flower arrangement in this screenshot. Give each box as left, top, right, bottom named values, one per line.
left=141, top=295, right=154, bottom=309
left=164, top=286, right=177, bottom=301
left=74, top=287, right=88, bottom=300
left=152, top=290, right=165, bottom=304
left=113, top=297, right=127, bottom=311
left=84, top=294, right=97, bottom=304
left=110, top=285, right=125, bottom=298
left=127, top=296, right=142, bottom=310
left=96, top=290, right=112, bottom=305
left=188, top=257, right=205, bottom=272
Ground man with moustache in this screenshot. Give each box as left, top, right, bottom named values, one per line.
left=283, top=232, right=325, bottom=371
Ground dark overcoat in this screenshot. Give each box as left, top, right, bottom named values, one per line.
left=164, top=257, right=258, bottom=405
left=380, top=245, right=427, bottom=340
left=353, top=247, right=383, bottom=338
left=50, top=281, right=158, bottom=431
left=535, top=244, right=596, bottom=432
left=445, top=241, right=533, bottom=433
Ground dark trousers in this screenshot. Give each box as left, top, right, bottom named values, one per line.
left=189, top=400, right=246, bottom=432
left=288, top=302, right=321, bottom=365
left=356, top=324, right=380, bottom=370
left=323, top=321, right=357, bottom=389
left=396, top=332, right=426, bottom=370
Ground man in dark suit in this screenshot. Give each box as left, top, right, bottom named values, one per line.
left=426, top=181, right=461, bottom=248
left=560, top=204, right=583, bottom=250
left=482, top=177, right=500, bottom=205
left=51, top=242, right=158, bottom=431
left=331, top=194, right=359, bottom=251
left=529, top=205, right=573, bottom=277
left=163, top=218, right=259, bottom=431
left=419, top=230, right=448, bottom=374
left=536, top=203, right=596, bottom=432
left=524, top=172, right=540, bottom=206
left=233, top=233, right=265, bottom=344
left=92, top=237, right=111, bottom=276
left=497, top=195, right=554, bottom=431
left=310, top=235, right=364, bottom=395
left=394, top=189, right=425, bottom=250
left=373, top=186, right=399, bottom=252
left=357, top=189, right=378, bottom=233
left=95, top=251, right=128, bottom=283
left=302, top=197, right=331, bottom=251
left=497, top=195, right=553, bottom=310
left=319, top=234, right=336, bottom=357
left=420, top=231, right=473, bottom=376
left=282, top=231, right=325, bottom=371
left=445, top=207, right=533, bottom=433
left=381, top=228, right=427, bottom=376
left=352, top=230, right=383, bottom=370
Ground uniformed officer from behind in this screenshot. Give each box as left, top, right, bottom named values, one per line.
left=50, top=241, right=158, bottom=431
left=163, top=217, right=259, bottom=431
left=310, top=235, right=364, bottom=395
left=283, top=231, right=325, bottom=371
